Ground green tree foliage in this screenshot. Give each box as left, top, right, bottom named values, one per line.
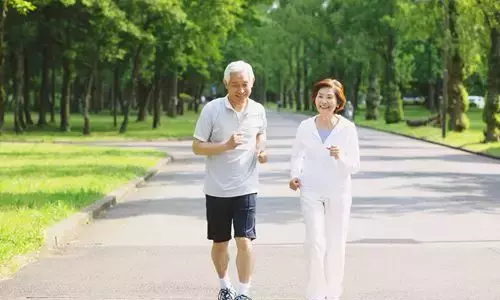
left=0, top=0, right=498, bottom=142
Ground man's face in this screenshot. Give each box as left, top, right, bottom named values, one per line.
left=225, top=71, right=253, bottom=103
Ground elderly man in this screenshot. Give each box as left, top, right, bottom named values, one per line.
left=192, top=60, right=268, bottom=300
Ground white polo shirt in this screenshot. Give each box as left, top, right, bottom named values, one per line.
left=193, top=96, right=267, bottom=198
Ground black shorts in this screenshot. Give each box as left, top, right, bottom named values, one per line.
left=205, top=193, right=257, bottom=243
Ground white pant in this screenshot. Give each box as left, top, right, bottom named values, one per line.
left=300, top=192, right=351, bottom=300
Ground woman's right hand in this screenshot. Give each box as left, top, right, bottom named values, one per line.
left=289, top=177, right=301, bottom=191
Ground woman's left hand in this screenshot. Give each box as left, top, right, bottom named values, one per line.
left=327, top=145, right=341, bottom=159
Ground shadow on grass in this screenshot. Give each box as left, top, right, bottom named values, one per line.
left=0, top=190, right=105, bottom=210
left=0, top=149, right=165, bottom=159
left=484, top=146, right=500, bottom=157
left=0, top=111, right=199, bottom=140
left=6, top=123, right=193, bottom=136
left=0, top=164, right=150, bottom=179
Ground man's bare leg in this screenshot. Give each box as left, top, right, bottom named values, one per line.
left=212, top=241, right=230, bottom=278
left=235, top=237, right=253, bottom=296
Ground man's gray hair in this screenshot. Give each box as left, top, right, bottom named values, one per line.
left=223, top=60, right=255, bottom=84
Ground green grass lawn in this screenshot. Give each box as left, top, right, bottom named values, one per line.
left=0, top=109, right=198, bottom=142
left=354, top=106, right=500, bottom=158
left=0, top=143, right=165, bottom=276
left=264, top=102, right=499, bottom=158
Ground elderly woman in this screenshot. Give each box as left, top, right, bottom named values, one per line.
left=289, top=79, right=360, bottom=300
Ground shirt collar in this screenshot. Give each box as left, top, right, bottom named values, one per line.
left=224, top=95, right=250, bottom=113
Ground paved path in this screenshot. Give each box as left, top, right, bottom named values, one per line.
left=1, top=111, right=500, bottom=300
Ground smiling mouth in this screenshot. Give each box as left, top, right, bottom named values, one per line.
left=319, top=104, right=332, bottom=109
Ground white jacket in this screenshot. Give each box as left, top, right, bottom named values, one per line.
left=290, top=115, right=360, bottom=197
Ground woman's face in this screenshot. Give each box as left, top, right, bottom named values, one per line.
left=315, top=87, right=337, bottom=115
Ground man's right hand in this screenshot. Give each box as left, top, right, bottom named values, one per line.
left=289, top=177, right=301, bottom=191
left=225, top=133, right=244, bottom=150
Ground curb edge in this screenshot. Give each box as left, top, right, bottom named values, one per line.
left=42, top=155, right=174, bottom=251
left=355, top=124, right=500, bottom=162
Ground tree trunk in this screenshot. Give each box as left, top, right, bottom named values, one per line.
left=120, top=45, right=142, bottom=133
left=91, top=68, right=97, bottom=113
left=383, top=18, right=404, bottom=124
left=136, top=83, right=147, bottom=121
left=71, top=76, right=80, bottom=113
left=38, top=43, right=50, bottom=127
left=255, top=75, right=265, bottom=104
left=447, top=0, right=470, bottom=132
left=351, top=64, right=363, bottom=116
left=136, top=81, right=151, bottom=121
left=152, top=75, right=162, bottom=129
left=50, top=64, right=56, bottom=123
left=10, top=51, right=20, bottom=128
left=426, top=41, right=436, bottom=112
left=145, top=84, right=154, bottom=115
left=23, top=48, right=33, bottom=125
left=113, top=67, right=120, bottom=127
left=95, top=67, right=104, bottom=113
left=82, top=69, right=94, bottom=135
left=287, top=89, right=294, bottom=110
left=99, top=81, right=104, bottom=112
left=365, top=66, right=380, bottom=120
left=434, top=79, right=441, bottom=111
left=0, top=0, right=7, bottom=131
left=279, top=73, right=285, bottom=109
left=148, top=89, right=154, bottom=115
left=60, top=55, right=72, bottom=132
left=303, top=50, right=310, bottom=111
left=162, top=77, right=169, bottom=112
left=177, top=87, right=184, bottom=116
left=427, top=80, right=436, bottom=112
left=166, top=70, right=178, bottom=118
left=107, top=86, right=113, bottom=111
left=13, top=48, right=24, bottom=133
left=287, top=47, right=294, bottom=110
left=295, top=43, right=302, bottom=111
left=194, top=80, right=204, bottom=113
left=483, top=24, right=500, bottom=142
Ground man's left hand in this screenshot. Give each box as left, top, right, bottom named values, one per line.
left=257, top=150, right=268, bottom=164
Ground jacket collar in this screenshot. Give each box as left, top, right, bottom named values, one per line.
left=305, top=114, right=349, bottom=130
left=305, top=114, right=349, bottom=141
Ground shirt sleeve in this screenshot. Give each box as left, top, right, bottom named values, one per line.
left=337, top=125, right=361, bottom=174
left=193, top=104, right=213, bottom=142
left=258, top=107, right=267, bottom=135
left=290, top=123, right=305, bottom=179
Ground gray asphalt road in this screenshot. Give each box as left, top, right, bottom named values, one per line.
left=1, top=110, right=500, bottom=300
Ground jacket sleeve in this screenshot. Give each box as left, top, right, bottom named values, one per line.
left=290, top=123, right=306, bottom=179
left=337, top=125, right=360, bottom=174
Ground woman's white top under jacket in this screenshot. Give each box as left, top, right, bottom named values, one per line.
left=290, top=115, right=361, bottom=197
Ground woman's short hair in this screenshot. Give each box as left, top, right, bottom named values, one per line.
left=311, top=78, right=347, bottom=113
